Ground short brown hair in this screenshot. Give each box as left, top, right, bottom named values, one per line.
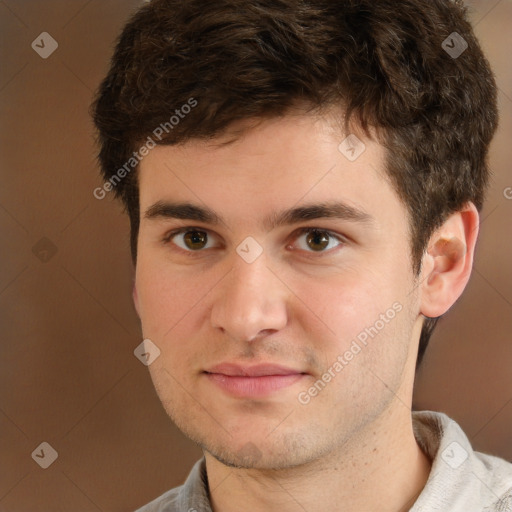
left=92, top=0, right=498, bottom=368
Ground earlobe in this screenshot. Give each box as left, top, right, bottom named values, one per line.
left=420, top=203, right=479, bottom=318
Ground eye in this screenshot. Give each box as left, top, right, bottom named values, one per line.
left=164, top=227, right=218, bottom=252
left=290, top=228, right=345, bottom=254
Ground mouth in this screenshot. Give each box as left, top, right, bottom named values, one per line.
left=203, top=362, right=308, bottom=398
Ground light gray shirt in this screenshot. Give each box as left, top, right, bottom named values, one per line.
left=135, top=410, right=512, bottom=511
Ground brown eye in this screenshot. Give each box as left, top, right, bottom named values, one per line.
left=305, top=230, right=330, bottom=251
left=183, top=230, right=208, bottom=250
left=167, top=228, right=215, bottom=252
left=293, top=228, right=344, bottom=253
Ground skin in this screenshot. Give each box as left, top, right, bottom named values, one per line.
left=133, top=110, right=479, bottom=512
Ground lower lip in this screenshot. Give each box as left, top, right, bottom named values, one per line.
left=204, top=372, right=307, bottom=398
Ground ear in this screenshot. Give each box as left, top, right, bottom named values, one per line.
left=133, top=282, right=140, bottom=318
left=419, top=202, right=480, bottom=318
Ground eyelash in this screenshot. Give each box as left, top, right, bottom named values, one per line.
left=161, top=226, right=346, bottom=257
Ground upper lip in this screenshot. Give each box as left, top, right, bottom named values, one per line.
left=204, top=363, right=306, bottom=377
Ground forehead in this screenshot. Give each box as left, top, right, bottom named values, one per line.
left=137, top=113, right=403, bottom=231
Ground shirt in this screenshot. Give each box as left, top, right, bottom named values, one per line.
left=135, top=410, right=512, bottom=512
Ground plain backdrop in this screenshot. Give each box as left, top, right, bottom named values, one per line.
left=0, top=0, right=511, bottom=510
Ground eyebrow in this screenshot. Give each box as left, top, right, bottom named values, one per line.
left=143, top=200, right=375, bottom=230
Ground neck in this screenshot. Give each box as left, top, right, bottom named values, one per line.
left=205, top=406, right=432, bottom=512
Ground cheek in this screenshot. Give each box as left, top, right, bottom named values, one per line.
left=296, top=265, right=412, bottom=374
left=134, top=259, right=223, bottom=377
left=135, top=257, right=203, bottom=333
left=301, top=276, right=412, bottom=405
left=304, top=271, right=395, bottom=337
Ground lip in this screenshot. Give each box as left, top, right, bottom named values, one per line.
left=205, top=362, right=305, bottom=377
left=203, top=363, right=308, bottom=398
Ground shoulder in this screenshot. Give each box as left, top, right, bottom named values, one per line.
left=475, top=451, right=512, bottom=511
left=133, top=457, right=210, bottom=512
left=134, top=485, right=184, bottom=512
left=411, top=410, right=512, bottom=511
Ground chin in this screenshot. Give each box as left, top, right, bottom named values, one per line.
left=202, top=432, right=322, bottom=471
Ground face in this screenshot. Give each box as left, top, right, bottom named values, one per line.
left=134, top=112, right=423, bottom=470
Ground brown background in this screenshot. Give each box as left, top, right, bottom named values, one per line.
left=0, top=0, right=511, bottom=510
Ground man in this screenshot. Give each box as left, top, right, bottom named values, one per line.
left=92, top=0, right=512, bottom=510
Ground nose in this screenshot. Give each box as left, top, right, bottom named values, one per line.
left=210, top=251, right=288, bottom=343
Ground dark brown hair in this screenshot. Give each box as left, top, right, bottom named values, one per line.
left=92, top=0, right=498, bottom=368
